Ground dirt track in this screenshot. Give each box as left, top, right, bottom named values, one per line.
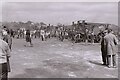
left=8, top=38, right=118, bottom=78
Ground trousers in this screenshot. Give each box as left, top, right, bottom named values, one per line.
left=107, top=55, right=117, bottom=67
left=0, top=63, right=8, bottom=80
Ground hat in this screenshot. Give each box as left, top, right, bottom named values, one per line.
left=108, top=29, right=112, bottom=33
left=104, top=30, right=108, bottom=33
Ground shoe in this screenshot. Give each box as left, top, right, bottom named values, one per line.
left=102, top=63, right=106, bottom=65
left=108, top=65, right=112, bottom=68
left=113, top=66, right=117, bottom=68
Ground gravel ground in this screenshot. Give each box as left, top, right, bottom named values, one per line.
left=8, top=38, right=118, bottom=78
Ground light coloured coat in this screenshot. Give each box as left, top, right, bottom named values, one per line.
left=0, top=39, right=11, bottom=64
left=104, top=33, right=118, bottom=55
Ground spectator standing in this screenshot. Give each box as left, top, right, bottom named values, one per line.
left=101, top=30, right=108, bottom=65
left=25, top=29, right=33, bottom=47
left=0, top=31, right=11, bottom=80
left=104, top=29, right=118, bottom=68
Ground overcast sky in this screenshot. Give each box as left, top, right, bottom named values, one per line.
left=2, top=2, right=118, bottom=25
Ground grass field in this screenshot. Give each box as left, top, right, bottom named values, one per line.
left=8, top=38, right=118, bottom=78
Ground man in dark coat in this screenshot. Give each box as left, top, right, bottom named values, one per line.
left=101, top=30, right=107, bottom=65
left=25, top=29, right=33, bottom=47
